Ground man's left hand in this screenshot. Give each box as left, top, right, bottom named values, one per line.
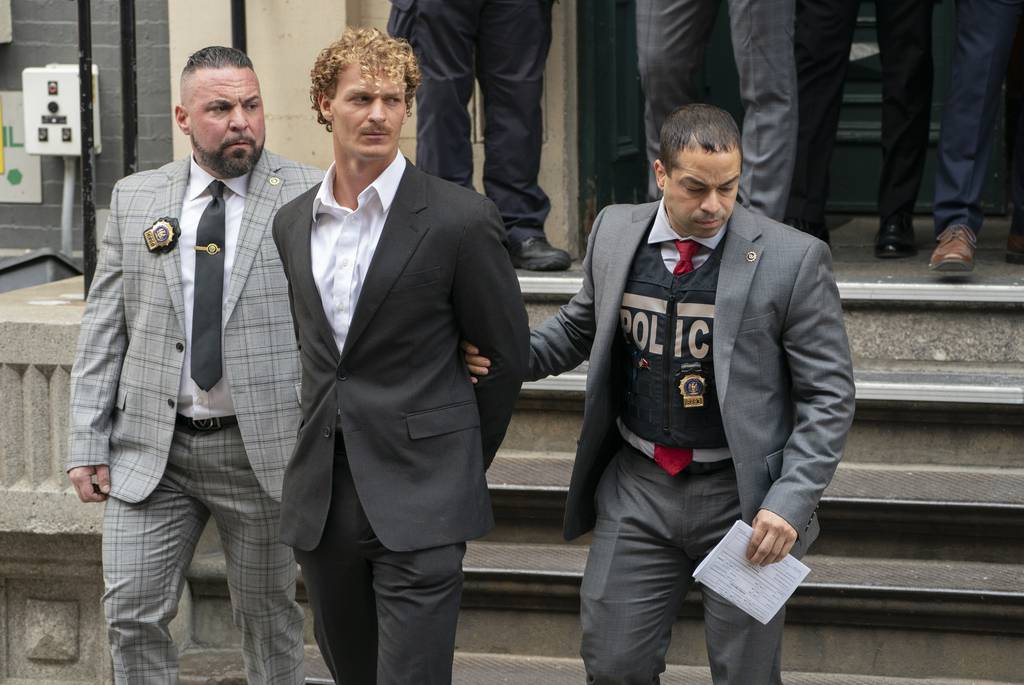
left=746, top=509, right=798, bottom=566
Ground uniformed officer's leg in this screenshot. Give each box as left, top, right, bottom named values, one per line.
left=371, top=541, right=466, bottom=685
left=198, top=426, right=304, bottom=685
left=476, top=0, right=552, bottom=242
left=875, top=0, right=934, bottom=224
left=390, top=0, right=481, bottom=188
left=636, top=0, right=718, bottom=200
left=728, top=0, right=798, bottom=220
left=580, top=447, right=696, bottom=684
left=102, top=432, right=209, bottom=684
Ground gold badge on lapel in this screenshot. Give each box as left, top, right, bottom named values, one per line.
left=268, top=176, right=281, bottom=186
left=144, top=218, right=180, bottom=253
left=679, top=373, right=706, bottom=408
left=746, top=251, right=758, bottom=262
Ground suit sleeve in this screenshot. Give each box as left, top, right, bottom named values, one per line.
left=452, top=198, right=530, bottom=467
left=271, top=211, right=301, bottom=347
left=66, top=182, right=129, bottom=471
left=758, top=239, right=856, bottom=533
left=527, top=206, right=608, bottom=381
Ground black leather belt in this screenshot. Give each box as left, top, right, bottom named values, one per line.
left=684, top=459, right=734, bottom=475
left=175, top=414, right=238, bottom=432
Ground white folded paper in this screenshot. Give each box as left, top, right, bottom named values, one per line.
left=692, top=519, right=811, bottom=625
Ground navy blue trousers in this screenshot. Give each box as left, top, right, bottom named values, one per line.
left=934, top=0, right=1024, bottom=237
left=388, top=0, right=552, bottom=245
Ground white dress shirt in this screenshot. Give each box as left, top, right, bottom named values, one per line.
left=618, top=199, right=732, bottom=463
left=176, top=157, right=250, bottom=418
left=311, top=153, right=406, bottom=354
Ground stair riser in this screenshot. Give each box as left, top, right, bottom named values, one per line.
left=526, top=302, right=1024, bottom=365
left=505, top=406, right=1024, bottom=468
left=187, top=595, right=1024, bottom=682
left=455, top=605, right=1024, bottom=682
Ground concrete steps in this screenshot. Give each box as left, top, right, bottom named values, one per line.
left=506, top=362, right=1024, bottom=466
left=178, top=649, right=1023, bottom=685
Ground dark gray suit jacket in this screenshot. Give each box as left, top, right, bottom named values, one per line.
left=272, top=161, right=530, bottom=552
left=530, top=203, right=855, bottom=554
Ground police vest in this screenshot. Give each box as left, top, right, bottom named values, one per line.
left=618, top=229, right=728, bottom=449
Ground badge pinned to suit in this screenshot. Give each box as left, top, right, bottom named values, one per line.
left=144, top=218, right=180, bottom=253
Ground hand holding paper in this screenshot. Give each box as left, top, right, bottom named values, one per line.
left=693, top=520, right=811, bottom=625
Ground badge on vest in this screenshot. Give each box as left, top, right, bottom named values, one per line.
left=679, top=373, right=706, bottom=408
left=144, top=218, right=180, bottom=253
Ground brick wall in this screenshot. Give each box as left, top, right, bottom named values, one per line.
left=0, top=0, right=172, bottom=250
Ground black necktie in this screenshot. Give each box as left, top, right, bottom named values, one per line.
left=191, top=180, right=225, bottom=391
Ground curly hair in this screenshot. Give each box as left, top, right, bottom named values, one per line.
left=310, top=27, right=421, bottom=131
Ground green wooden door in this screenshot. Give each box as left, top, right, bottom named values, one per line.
left=577, top=0, right=648, bottom=235
left=577, top=0, right=1007, bottom=229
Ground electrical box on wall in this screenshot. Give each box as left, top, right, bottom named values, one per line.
left=21, top=64, right=101, bottom=157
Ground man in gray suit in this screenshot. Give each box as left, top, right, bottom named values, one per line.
left=67, top=47, right=320, bottom=684
left=271, top=28, right=529, bottom=685
left=467, top=104, right=855, bottom=683
left=636, top=0, right=797, bottom=222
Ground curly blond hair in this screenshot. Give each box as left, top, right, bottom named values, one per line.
left=310, top=27, right=421, bottom=130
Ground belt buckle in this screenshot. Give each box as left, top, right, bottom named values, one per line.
left=192, top=417, right=221, bottom=431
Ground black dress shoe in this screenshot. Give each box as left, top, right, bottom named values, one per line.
left=875, top=214, right=916, bottom=259
left=783, top=216, right=830, bottom=245
left=510, top=237, right=571, bottom=271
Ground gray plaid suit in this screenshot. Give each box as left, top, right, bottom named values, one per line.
left=68, top=150, right=321, bottom=684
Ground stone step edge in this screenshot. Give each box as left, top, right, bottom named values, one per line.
left=522, top=371, right=1024, bottom=405
left=518, top=273, right=1024, bottom=304
left=178, top=648, right=1024, bottom=685
left=486, top=455, right=1024, bottom=510
left=186, top=549, right=1024, bottom=637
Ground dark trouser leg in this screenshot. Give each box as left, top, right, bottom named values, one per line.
left=372, top=542, right=465, bottom=685
left=393, top=0, right=481, bottom=189
left=635, top=0, right=718, bottom=201
left=875, top=0, right=934, bottom=221
left=477, top=0, right=552, bottom=243
left=786, top=0, right=859, bottom=225
left=293, top=452, right=378, bottom=684
left=934, top=0, right=1023, bottom=236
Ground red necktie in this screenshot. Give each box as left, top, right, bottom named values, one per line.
left=653, top=239, right=701, bottom=475
left=673, top=238, right=700, bottom=275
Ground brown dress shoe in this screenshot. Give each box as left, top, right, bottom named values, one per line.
left=1008, top=234, right=1024, bottom=264
left=929, top=224, right=976, bottom=272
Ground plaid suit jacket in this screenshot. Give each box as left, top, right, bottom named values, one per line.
left=68, top=150, right=322, bottom=502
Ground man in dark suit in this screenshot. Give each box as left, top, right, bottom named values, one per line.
left=271, top=28, right=529, bottom=684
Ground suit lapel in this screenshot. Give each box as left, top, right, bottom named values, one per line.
left=340, top=163, right=428, bottom=361
left=713, top=204, right=764, bottom=406
left=156, top=160, right=190, bottom=333
left=224, top=152, right=284, bottom=322
left=601, top=203, right=656, bottom=330
left=287, top=182, right=342, bottom=362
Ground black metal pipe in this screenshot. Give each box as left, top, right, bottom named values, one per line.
left=231, top=0, right=247, bottom=53
left=120, top=0, right=138, bottom=176
left=77, top=0, right=97, bottom=294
